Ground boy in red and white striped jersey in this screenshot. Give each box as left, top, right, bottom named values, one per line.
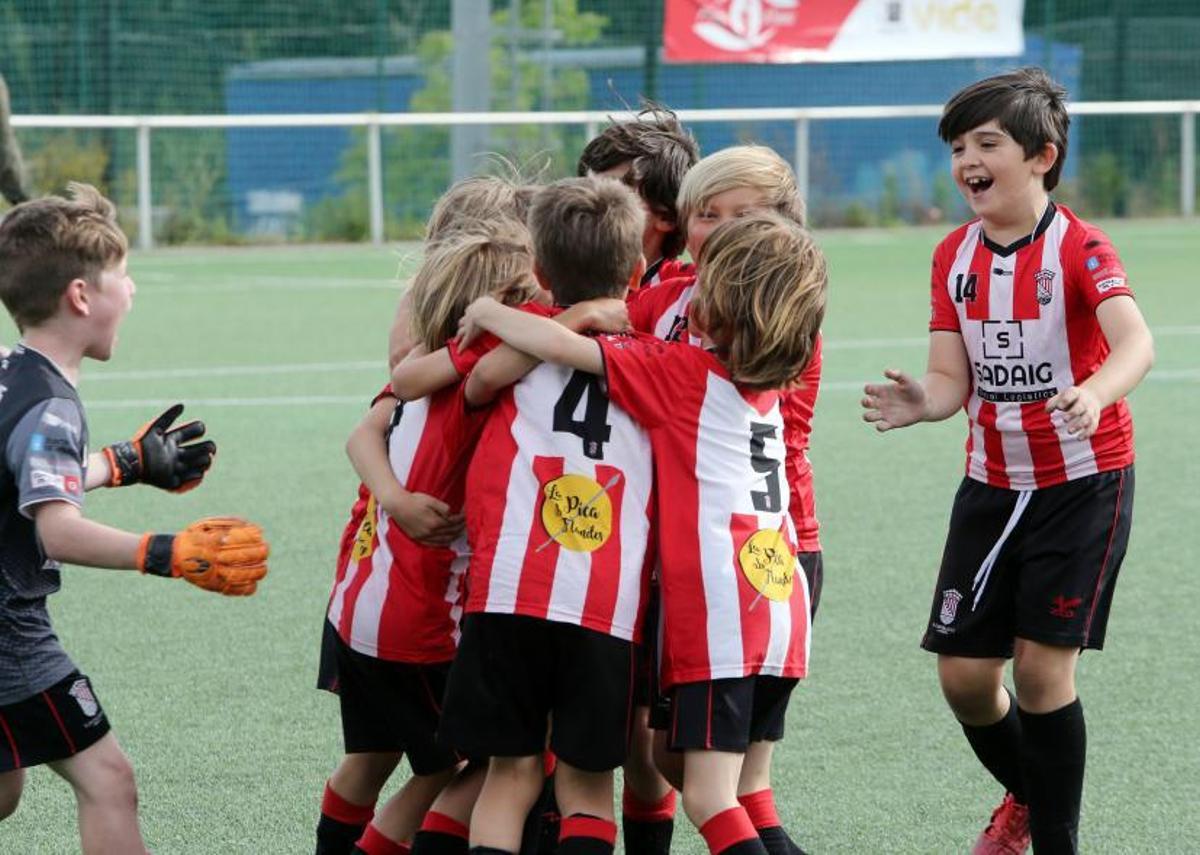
left=627, top=146, right=823, bottom=855
left=577, top=103, right=700, bottom=850
left=862, top=68, right=1154, bottom=855
left=316, top=222, right=542, bottom=855
left=436, top=177, right=653, bottom=855
left=458, top=213, right=827, bottom=855
left=577, top=102, right=699, bottom=292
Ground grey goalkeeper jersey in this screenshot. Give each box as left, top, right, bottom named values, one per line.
left=0, top=345, right=89, bottom=705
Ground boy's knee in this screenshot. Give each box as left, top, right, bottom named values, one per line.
left=81, top=747, right=139, bottom=812
left=0, top=770, right=24, bottom=820
left=938, top=656, right=1005, bottom=721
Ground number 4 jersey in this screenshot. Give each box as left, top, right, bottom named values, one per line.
left=465, top=349, right=655, bottom=642
left=598, top=335, right=812, bottom=690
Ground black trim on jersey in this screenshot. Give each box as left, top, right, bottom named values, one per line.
left=981, top=202, right=1057, bottom=257
left=640, top=257, right=665, bottom=287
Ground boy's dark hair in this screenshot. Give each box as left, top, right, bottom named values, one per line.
left=576, top=103, right=699, bottom=259
left=527, top=176, right=644, bottom=305
left=939, top=67, right=1070, bottom=191
left=0, top=182, right=127, bottom=331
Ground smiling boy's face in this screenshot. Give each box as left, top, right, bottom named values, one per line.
left=950, top=119, right=1056, bottom=228
left=83, top=256, right=135, bottom=362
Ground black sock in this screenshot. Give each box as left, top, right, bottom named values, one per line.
left=470, top=849, right=515, bottom=855
left=622, top=788, right=675, bottom=855
left=961, top=689, right=1027, bottom=803
left=316, top=815, right=369, bottom=855
left=1019, top=698, right=1086, bottom=855
left=413, top=833, right=468, bottom=855
left=622, top=816, right=674, bottom=855
left=757, top=827, right=806, bottom=855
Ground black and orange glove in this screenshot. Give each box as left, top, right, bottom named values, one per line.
left=138, top=517, right=269, bottom=596
left=105, top=404, right=216, bottom=492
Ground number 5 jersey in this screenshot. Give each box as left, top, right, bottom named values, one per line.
left=597, top=335, right=812, bottom=691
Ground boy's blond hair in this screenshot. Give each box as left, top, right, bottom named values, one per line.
left=676, top=145, right=806, bottom=237
left=527, top=176, right=644, bottom=305
left=425, top=175, right=539, bottom=246
left=408, top=219, right=540, bottom=351
left=0, top=182, right=127, bottom=331
left=690, top=213, right=826, bottom=391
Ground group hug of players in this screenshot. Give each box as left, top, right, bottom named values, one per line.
left=0, top=66, right=1153, bottom=855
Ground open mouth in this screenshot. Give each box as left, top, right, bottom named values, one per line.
left=965, top=176, right=994, bottom=195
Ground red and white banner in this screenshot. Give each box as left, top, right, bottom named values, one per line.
left=664, top=0, right=1025, bottom=64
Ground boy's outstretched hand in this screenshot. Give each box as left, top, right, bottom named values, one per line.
left=105, top=403, right=216, bottom=492
left=138, top=517, right=269, bottom=596
left=862, top=369, right=928, bottom=432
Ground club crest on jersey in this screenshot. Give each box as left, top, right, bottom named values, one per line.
left=69, top=678, right=99, bottom=717
left=539, top=473, right=616, bottom=553
left=351, top=495, right=378, bottom=561
left=939, top=589, right=964, bottom=625
left=1034, top=269, right=1055, bottom=305
left=738, top=528, right=795, bottom=604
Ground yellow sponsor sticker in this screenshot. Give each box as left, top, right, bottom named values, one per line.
left=738, top=528, right=794, bottom=603
left=351, top=495, right=377, bottom=561
left=539, top=473, right=615, bottom=553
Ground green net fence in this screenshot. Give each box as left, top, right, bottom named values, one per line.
left=1, top=1, right=1198, bottom=243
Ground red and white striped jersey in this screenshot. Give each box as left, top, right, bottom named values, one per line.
left=327, top=380, right=482, bottom=663
left=639, top=257, right=695, bottom=290
left=930, top=203, right=1135, bottom=490
left=599, top=336, right=811, bottom=690
left=464, top=342, right=655, bottom=642
left=627, top=275, right=823, bottom=551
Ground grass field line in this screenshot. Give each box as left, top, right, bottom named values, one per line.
left=88, top=360, right=382, bottom=381
left=823, top=324, right=1200, bottom=350
left=83, top=324, right=1200, bottom=383
left=142, top=277, right=402, bottom=293
left=82, top=368, right=1200, bottom=409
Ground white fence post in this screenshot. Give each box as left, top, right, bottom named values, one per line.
left=367, top=119, right=384, bottom=246
left=136, top=122, right=153, bottom=250
left=794, top=116, right=810, bottom=207
left=1183, top=110, right=1196, bottom=218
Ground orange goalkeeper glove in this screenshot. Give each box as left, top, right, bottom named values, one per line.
left=105, top=403, right=216, bottom=492
left=138, top=517, right=269, bottom=596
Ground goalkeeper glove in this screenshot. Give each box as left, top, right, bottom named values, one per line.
left=138, top=517, right=269, bottom=596
left=105, top=403, right=216, bottom=491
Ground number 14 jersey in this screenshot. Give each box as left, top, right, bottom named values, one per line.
left=465, top=353, right=655, bottom=642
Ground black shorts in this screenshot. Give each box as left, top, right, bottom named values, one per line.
left=802, top=551, right=824, bottom=620
left=922, top=467, right=1134, bottom=658
left=632, top=583, right=661, bottom=708
left=646, top=552, right=821, bottom=733
left=0, top=672, right=111, bottom=772
left=439, top=613, right=635, bottom=773
left=318, top=620, right=458, bottom=775
left=667, top=675, right=797, bottom=753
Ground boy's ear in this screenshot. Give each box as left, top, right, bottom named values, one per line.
left=532, top=261, right=552, bottom=293
left=64, top=278, right=90, bottom=317
left=650, top=211, right=676, bottom=236
left=626, top=256, right=646, bottom=292
left=1031, top=141, right=1059, bottom=177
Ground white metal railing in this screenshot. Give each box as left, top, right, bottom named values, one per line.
left=14, top=101, right=1199, bottom=249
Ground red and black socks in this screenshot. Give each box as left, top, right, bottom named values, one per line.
left=558, top=813, right=617, bottom=855
left=738, top=790, right=806, bottom=855
left=699, top=807, right=769, bottom=855
left=317, top=781, right=375, bottom=855
left=412, top=811, right=470, bottom=855
left=621, top=786, right=676, bottom=855
left=353, top=824, right=411, bottom=855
